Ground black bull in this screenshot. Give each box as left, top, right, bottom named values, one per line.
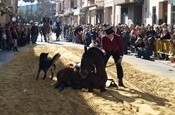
left=55, top=46, right=108, bottom=92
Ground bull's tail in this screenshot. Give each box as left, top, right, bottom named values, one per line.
left=51, top=52, right=61, bottom=66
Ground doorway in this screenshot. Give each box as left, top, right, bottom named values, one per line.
left=159, top=1, right=168, bottom=24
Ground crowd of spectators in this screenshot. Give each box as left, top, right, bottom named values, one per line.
left=63, top=22, right=175, bottom=60
left=1, top=21, right=175, bottom=61
left=0, top=21, right=39, bottom=51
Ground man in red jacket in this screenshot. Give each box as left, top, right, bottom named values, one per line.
left=101, top=26, right=125, bottom=87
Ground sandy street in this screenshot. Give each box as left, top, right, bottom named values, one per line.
left=0, top=44, right=175, bottom=115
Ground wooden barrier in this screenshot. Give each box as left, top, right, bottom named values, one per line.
left=155, top=39, right=175, bottom=61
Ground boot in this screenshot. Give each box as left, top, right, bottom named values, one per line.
left=15, top=47, right=19, bottom=51
left=13, top=47, right=18, bottom=51
left=13, top=47, right=15, bottom=51
left=9, top=43, right=13, bottom=50
left=118, top=79, right=126, bottom=87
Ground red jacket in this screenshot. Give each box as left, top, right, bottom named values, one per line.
left=101, top=34, right=124, bottom=56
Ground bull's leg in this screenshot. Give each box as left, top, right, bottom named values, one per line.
left=36, top=68, right=41, bottom=80
left=50, top=69, right=54, bottom=80
left=42, top=70, right=47, bottom=80
left=50, top=64, right=56, bottom=80
left=55, top=82, right=65, bottom=91
left=87, top=83, right=94, bottom=92
left=100, top=86, right=106, bottom=92
left=55, top=83, right=60, bottom=88
left=88, top=88, right=93, bottom=92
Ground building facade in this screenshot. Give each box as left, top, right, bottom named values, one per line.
left=88, top=0, right=104, bottom=25
left=104, top=0, right=113, bottom=25
left=55, top=0, right=175, bottom=29
left=143, top=0, right=173, bottom=30
left=81, top=0, right=96, bottom=24
left=0, top=0, right=18, bottom=23
left=114, top=0, right=143, bottom=26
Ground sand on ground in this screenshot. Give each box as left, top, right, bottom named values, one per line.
left=0, top=44, right=175, bottom=115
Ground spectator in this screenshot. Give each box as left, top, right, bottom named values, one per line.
left=30, top=22, right=38, bottom=44
left=160, top=28, right=171, bottom=40
left=121, top=25, right=130, bottom=54
left=5, top=24, right=12, bottom=51
left=135, top=37, right=145, bottom=57
left=170, top=33, right=175, bottom=44
left=137, top=38, right=153, bottom=60
left=11, top=27, right=18, bottom=51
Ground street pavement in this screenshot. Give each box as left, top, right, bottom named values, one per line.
left=123, top=54, right=175, bottom=80
left=0, top=33, right=175, bottom=81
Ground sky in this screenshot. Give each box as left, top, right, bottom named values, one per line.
left=18, top=0, right=38, bottom=6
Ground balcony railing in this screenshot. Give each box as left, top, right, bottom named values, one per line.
left=64, top=8, right=73, bottom=15
left=114, top=0, right=143, bottom=5
left=57, top=10, right=64, bottom=14
left=82, top=0, right=95, bottom=8
left=95, top=0, right=104, bottom=7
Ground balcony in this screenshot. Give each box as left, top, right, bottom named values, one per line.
left=104, top=0, right=113, bottom=7
left=82, top=0, right=95, bottom=8
left=57, top=10, right=64, bottom=14
left=95, top=0, right=104, bottom=7
left=0, top=3, right=14, bottom=16
left=114, top=0, right=143, bottom=5
left=73, top=7, right=81, bottom=15
left=64, top=8, right=74, bottom=16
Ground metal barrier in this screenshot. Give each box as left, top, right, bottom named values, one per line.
left=155, top=39, right=175, bottom=62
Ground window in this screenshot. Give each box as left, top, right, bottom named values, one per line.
left=152, top=6, right=156, bottom=25
left=171, top=5, right=175, bottom=30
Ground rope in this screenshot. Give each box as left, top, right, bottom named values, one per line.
left=106, top=63, right=118, bottom=68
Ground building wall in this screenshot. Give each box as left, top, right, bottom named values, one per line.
left=143, top=0, right=158, bottom=25
left=144, top=0, right=172, bottom=29
left=0, top=0, right=18, bottom=23
left=60, top=0, right=173, bottom=29
left=104, top=0, right=113, bottom=25
left=128, top=6, right=134, bottom=25
left=56, top=1, right=63, bottom=15
left=104, top=0, right=113, bottom=8
left=90, top=10, right=96, bottom=25
left=104, top=7, right=112, bottom=24
left=114, top=6, right=121, bottom=26
left=73, top=15, right=78, bottom=24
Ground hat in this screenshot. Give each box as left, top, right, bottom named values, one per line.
left=104, top=26, right=115, bottom=35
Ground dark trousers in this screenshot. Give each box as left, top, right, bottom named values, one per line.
left=31, top=34, right=38, bottom=44
left=104, top=51, right=124, bottom=79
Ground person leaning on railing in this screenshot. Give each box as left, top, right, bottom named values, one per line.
left=170, top=33, right=175, bottom=44
left=159, top=27, right=171, bottom=60
left=160, top=28, right=171, bottom=40
left=170, top=34, right=175, bottom=62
